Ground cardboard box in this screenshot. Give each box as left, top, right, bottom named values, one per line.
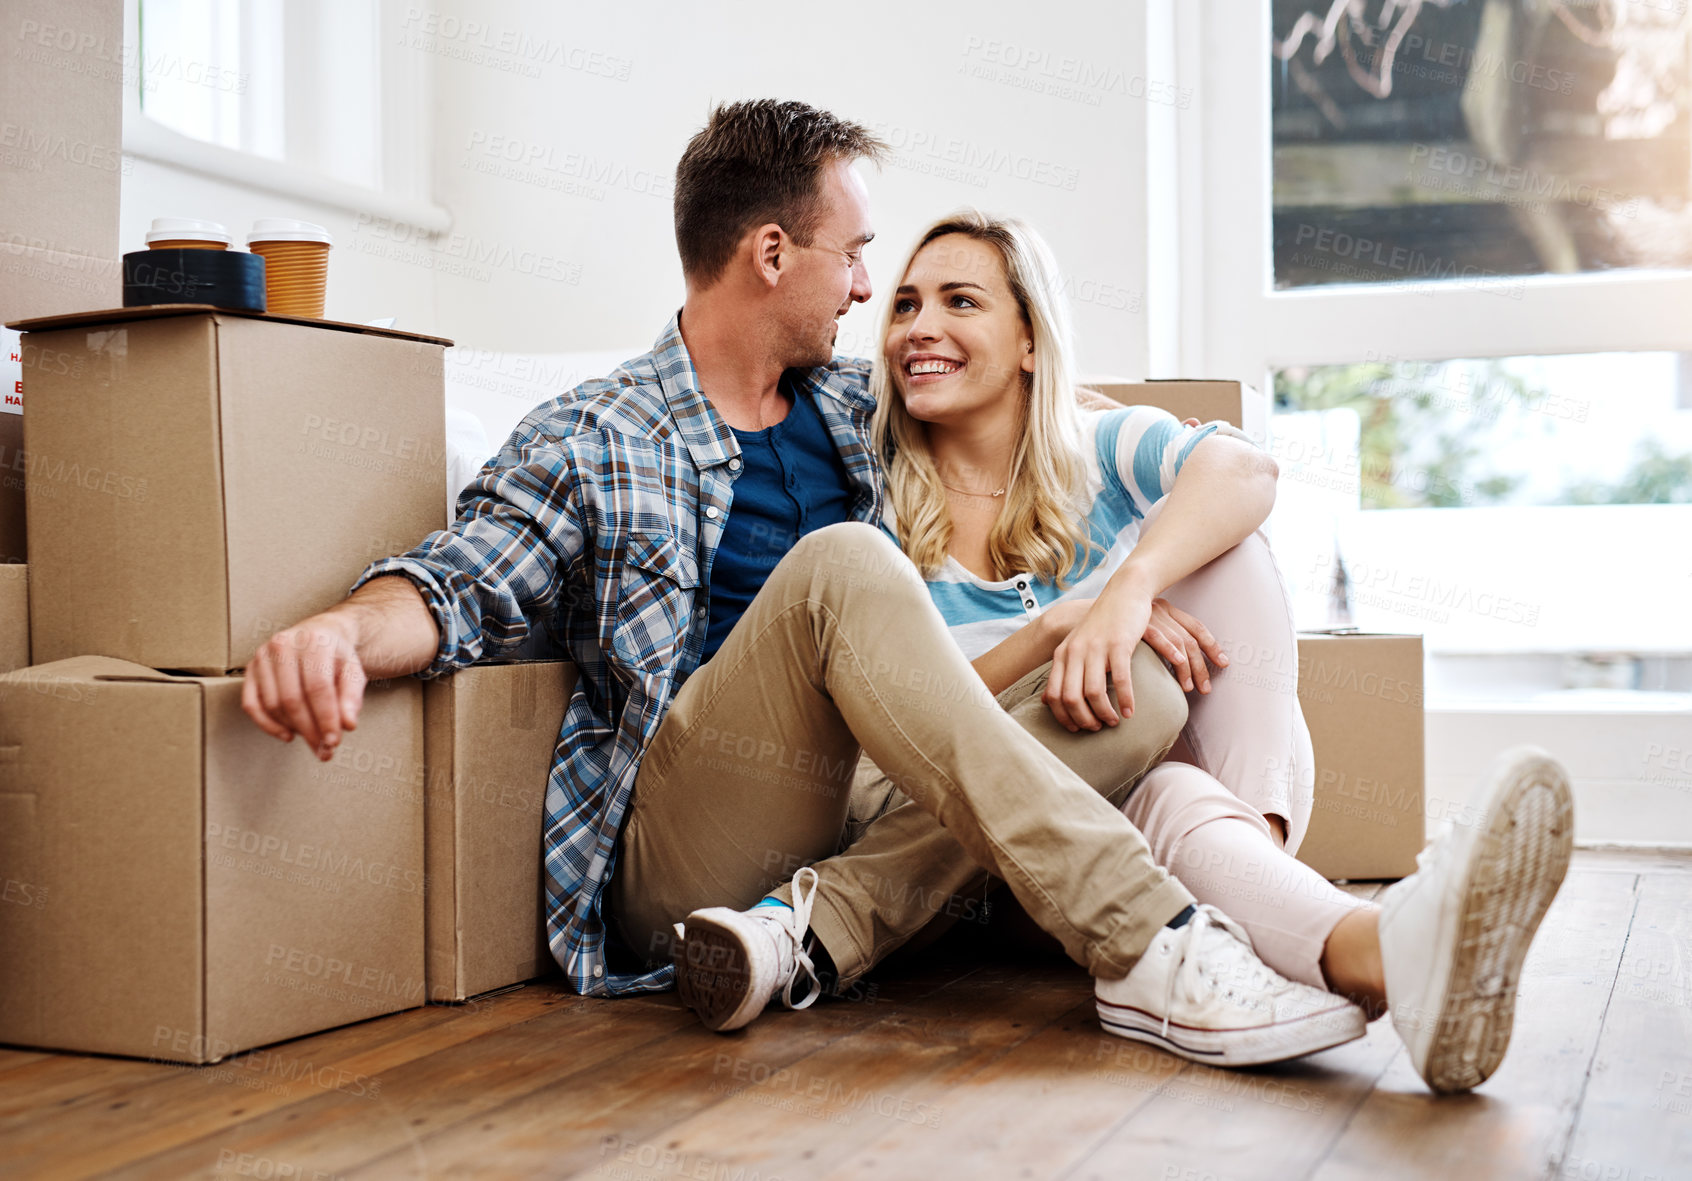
left=0, top=564, right=27, bottom=673
left=1082, top=378, right=1265, bottom=439
left=0, top=657, right=426, bottom=1063
left=0, top=0, right=124, bottom=323
left=1293, top=631, right=1426, bottom=880
left=15, top=305, right=451, bottom=673
left=424, top=660, right=576, bottom=1001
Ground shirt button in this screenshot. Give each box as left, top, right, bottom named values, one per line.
left=705, top=506, right=720, bottom=520
left=1023, top=598, right=1036, bottom=609
left=728, top=458, right=741, bottom=471
left=1015, top=579, right=1029, bottom=590
left=593, top=964, right=604, bottom=978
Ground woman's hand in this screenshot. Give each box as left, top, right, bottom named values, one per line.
left=1041, top=588, right=1227, bottom=732
left=1044, top=589, right=1155, bottom=733
left=1143, top=598, right=1227, bottom=694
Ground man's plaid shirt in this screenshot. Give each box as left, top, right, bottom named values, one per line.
left=354, top=316, right=881, bottom=996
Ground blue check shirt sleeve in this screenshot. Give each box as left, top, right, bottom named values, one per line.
left=352, top=435, right=585, bottom=676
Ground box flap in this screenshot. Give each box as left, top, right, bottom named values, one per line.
left=8, top=303, right=453, bottom=347
left=0, top=655, right=195, bottom=685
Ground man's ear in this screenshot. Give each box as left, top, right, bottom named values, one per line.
left=753, top=223, right=784, bottom=288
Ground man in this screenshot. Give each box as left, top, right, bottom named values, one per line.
left=243, top=99, right=1369, bottom=1068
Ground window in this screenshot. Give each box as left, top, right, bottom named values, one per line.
left=137, top=0, right=285, bottom=164
left=1186, top=1, right=1692, bottom=657
left=1270, top=0, right=1692, bottom=289
left=123, top=0, right=445, bottom=229
left=1270, top=351, right=1692, bottom=652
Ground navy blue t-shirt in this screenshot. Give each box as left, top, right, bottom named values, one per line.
left=702, top=382, right=853, bottom=661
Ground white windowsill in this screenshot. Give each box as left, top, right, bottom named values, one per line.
left=123, top=116, right=452, bottom=234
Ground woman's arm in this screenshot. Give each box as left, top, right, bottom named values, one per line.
left=970, top=600, right=1093, bottom=695
left=1111, top=434, right=1278, bottom=596
left=1044, top=434, right=1279, bottom=732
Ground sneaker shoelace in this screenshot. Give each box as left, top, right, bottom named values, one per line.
left=775, top=866, right=823, bottom=1011
left=1159, top=904, right=1281, bottom=1040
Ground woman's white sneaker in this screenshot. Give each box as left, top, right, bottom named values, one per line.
left=671, top=866, right=825, bottom=1032
left=1095, top=904, right=1367, bottom=1067
left=1377, top=745, right=1574, bottom=1093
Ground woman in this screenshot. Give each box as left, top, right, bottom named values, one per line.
left=863, top=211, right=1574, bottom=1094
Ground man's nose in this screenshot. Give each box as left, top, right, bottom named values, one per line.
left=850, top=258, right=872, bottom=303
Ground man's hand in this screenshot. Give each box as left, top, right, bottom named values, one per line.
left=242, top=612, right=368, bottom=761
left=241, top=575, right=439, bottom=761
left=1144, top=598, right=1227, bottom=694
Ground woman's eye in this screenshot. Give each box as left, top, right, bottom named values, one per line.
left=893, top=298, right=915, bottom=314
left=950, top=295, right=977, bottom=309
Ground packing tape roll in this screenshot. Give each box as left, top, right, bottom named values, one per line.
left=122, top=249, right=267, bottom=312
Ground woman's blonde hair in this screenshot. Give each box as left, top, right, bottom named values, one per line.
left=870, top=210, right=1091, bottom=583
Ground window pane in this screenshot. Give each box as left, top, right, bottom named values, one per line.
left=1271, top=0, right=1692, bottom=290
left=1274, top=352, right=1692, bottom=509
left=139, top=0, right=284, bottom=161
left=1268, top=351, right=1692, bottom=650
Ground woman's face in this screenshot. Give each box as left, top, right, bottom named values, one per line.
left=883, top=233, right=1035, bottom=429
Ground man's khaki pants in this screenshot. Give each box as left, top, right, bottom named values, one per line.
left=607, top=523, right=1194, bottom=991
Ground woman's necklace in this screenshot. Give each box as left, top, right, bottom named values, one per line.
left=939, top=478, right=1007, bottom=498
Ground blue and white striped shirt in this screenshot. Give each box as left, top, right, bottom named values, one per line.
left=890, top=406, right=1218, bottom=658
left=355, top=316, right=880, bottom=997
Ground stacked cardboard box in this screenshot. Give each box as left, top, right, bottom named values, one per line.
left=0, top=304, right=452, bottom=1058
left=1294, top=632, right=1425, bottom=879
left=425, top=660, right=577, bottom=1002
left=1, top=0, right=127, bottom=565
left=1082, top=377, right=1267, bottom=441
left=0, top=658, right=425, bottom=1062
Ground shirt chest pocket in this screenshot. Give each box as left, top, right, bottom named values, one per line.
left=610, top=528, right=700, bottom=673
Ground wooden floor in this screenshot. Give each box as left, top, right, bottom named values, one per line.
left=3, top=848, right=1689, bottom=1180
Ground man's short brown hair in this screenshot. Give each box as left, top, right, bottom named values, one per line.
left=674, top=99, right=887, bottom=287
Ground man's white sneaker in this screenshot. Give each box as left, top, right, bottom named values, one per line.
left=671, top=866, right=825, bottom=1032
left=1378, top=745, right=1574, bottom=1094
left=1095, top=904, right=1366, bottom=1067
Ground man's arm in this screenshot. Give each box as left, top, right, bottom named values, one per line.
left=242, top=431, right=587, bottom=761
left=242, top=575, right=440, bottom=761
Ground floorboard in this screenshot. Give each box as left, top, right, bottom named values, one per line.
left=1556, top=872, right=1692, bottom=1181
left=0, top=850, right=1684, bottom=1181
left=1307, top=869, right=1639, bottom=1181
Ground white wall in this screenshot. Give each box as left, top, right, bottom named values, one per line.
left=425, top=0, right=1167, bottom=375
left=121, top=1, right=1173, bottom=381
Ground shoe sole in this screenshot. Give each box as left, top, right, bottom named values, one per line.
left=1096, top=998, right=1366, bottom=1067
left=672, top=910, right=775, bottom=1033
left=1412, top=751, right=1574, bottom=1094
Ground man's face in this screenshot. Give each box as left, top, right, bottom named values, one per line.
left=776, top=158, right=874, bottom=368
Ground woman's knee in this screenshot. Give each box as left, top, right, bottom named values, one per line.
left=1125, top=761, right=1274, bottom=863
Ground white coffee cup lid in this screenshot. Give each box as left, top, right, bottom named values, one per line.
left=248, top=218, right=334, bottom=246
left=145, top=217, right=232, bottom=245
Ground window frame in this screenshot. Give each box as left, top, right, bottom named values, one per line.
left=1176, top=1, right=1692, bottom=657
left=120, top=0, right=450, bottom=232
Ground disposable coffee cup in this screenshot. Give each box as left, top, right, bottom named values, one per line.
left=145, top=217, right=231, bottom=250
left=247, top=218, right=333, bottom=317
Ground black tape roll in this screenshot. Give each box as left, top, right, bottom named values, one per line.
left=122, top=249, right=267, bottom=312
